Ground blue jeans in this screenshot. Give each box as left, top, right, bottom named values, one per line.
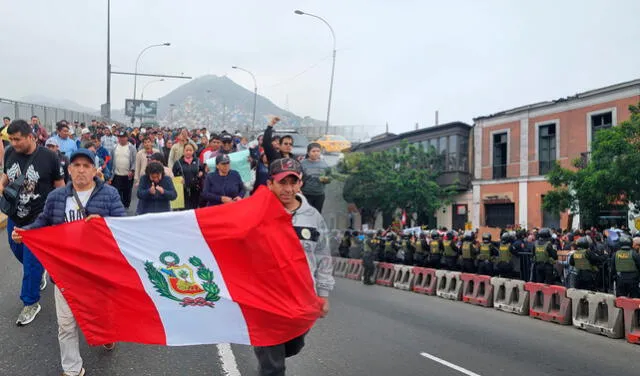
left=7, top=218, right=43, bottom=306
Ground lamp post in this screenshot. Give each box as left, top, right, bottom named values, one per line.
left=231, top=66, right=257, bottom=133
left=139, top=79, right=164, bottom=125
left=131, top=42, right=170, bottom=124
left=294, top=9, right=336, bottom=135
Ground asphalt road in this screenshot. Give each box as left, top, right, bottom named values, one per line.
left=1, top=229, right=639, bottom=376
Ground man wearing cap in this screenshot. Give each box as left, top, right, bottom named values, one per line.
left=46, top=138, right=71, bottom=182
left=1, top=120, right=65, bottom=326
left=75, top=128, right=92, bottom=149
left=253, top=158, right=334, bottom=376
left=201, top=154, right=245, bottom=206
left=109, top=131, right=137, bottom=210
left=54, top=122, right=78, bottom=156
left=12, top=148, right=125, bottom=376
left=219, top=133, right=236, bottom=154
left=101, top=128, right=117, bottom=154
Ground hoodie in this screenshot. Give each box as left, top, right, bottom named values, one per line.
left=290, top=194, right=335, bottom=297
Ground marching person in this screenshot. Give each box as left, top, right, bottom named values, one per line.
left=136, top=162, right=177, bottom=214
left=1, top=119, right=65, bottom=326
left=201, top=154, right=245, bottom=207
left=263, top=117, right=297, bottom=164
left=172, top=143, right=203, bottom=210
left=12, top=148, right=125, bottom=376
left=255, top=157, right=333, bottom=376
left=109, top=131, right=137, bottom=210
left=300, top=143, right=331, bottom=213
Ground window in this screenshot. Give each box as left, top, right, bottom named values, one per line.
left=492, top=132, right=508, bottom=179
left=538, top=123, right=556, bottom=175
left=591, top=112, right=613, bottom=134
left=439, top=136, right=448, bottom=154
left=448, top=135, right=458, bottom=171
left=429, top=138, right=438, bottom=151
left=459, top=136, right=469, bottom=172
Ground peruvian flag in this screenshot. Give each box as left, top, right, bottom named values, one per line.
left=21, top=187, right=323, bottom=347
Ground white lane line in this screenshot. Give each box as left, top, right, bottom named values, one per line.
left=217, top=343, right=242, bottom=376
left=420, top=352, right=482, bottom=376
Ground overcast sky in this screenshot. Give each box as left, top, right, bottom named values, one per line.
left=2, top=0, right=640, bottom=133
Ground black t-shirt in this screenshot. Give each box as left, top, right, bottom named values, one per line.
left=4, top=146, right=63, bottom=226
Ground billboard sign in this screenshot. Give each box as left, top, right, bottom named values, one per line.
left=125, top=99, right=158, bottom=118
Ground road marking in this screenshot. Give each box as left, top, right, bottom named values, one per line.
left=217, top=343, right=241, bottom=376
left=420, top=352, right=482, bottom=376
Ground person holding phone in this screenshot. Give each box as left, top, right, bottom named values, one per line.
left=136, top=162, right=177, bottom=214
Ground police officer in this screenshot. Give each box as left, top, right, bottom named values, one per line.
left=338, top=230, right=351, bottom=258
left=429, top=230, right=443, bottom=269
left=383, top=232, right=398, bottom=263
left=460, top=231, right=478, bottom=273
left=375, top=230, right=385, bottom=262
left=570, top=237, right=605, bottom=291
left=400, top=234, right=414, bottom=266
left=532, top=228, right=557, bottom=284
left=412, top=233, right=427, bottom=267
left=477, top=233, right=498, bottom=276
left=495, top=232, right=518, bottom=278
left=442, top=231, right=459, bottom=270
left=362, top=231, right=377, bottom=285
left=611, top=234, right=640, bottom=298
left=349, top=231, right=363, bottom=259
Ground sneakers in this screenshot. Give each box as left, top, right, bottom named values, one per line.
left=61, top=367, right=85, bottom=376
left=103, top=342, right=116, bottom=351
left=40, top=270, right=48, bottom=291
left=16, top=303, right=41, bottom=326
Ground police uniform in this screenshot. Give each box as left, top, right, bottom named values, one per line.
left=401, top=237, right=414, bottom=266
left=383, top=236, right=398, bottom=263
left=442, top=233, right=459, bottom=271
left=477, top=241, right=497, bottom=276
left=532, top=229, right=557, bottom=284
left=569, top=238, right=604, bottom=291
left=412, top=236, right=427, bottom=267
left=338, top=233, right=351, bottom=258
left=362, top=235, right=376, bottom=285
left=461, top=239, right=477, bottom=273
left=429, top=232, right=443, bottom=269
left=495, top=233, right=517, bottom=278
left=611, top=236, right=640, bottom=298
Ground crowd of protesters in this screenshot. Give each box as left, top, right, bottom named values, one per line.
left=339, top=224, right=640, bottom=297
left=0, top=115, right=334, bottom=376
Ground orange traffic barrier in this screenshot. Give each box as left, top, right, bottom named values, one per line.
left=524, top=283, right=572, bottom=325
left=615, top=297, right=640, bottom=344
left=461, top=274, right=494, bottom=307
left=346, top=259, right=363, bottom=281
left=412, top=267, right=437, bottom=295
left=375, top=262, right=396, bottom=287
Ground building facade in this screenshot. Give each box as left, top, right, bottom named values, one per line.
left=351, top=121, right=473, bottom=230
left=472, top=79, right=640, bottom=229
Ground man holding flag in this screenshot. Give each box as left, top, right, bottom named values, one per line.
left=12, top=148, right=125, bottom=376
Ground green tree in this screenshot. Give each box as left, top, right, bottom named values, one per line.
left=339, top=141, right=455, bottom=227
left=543, top=103, right=640, bottom=227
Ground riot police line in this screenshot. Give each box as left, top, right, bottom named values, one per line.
left=335, top=227, right=640, bottom=298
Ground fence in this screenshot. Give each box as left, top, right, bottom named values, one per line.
left=0, top=97, right=111, bottom=133
left=298, top=124, right=386, bottom=143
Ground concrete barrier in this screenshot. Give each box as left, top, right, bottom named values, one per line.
left=412, top=267, right=437, bottom=295
left=346, top=259, right=363, bottom=281
left=525, top=283, right=572, bottom=325
left=375, top=262, right=396, bottom=287
left=615, top=297, right=640, bottom=344
left=393, top=265, right=415, bottom=291
left=436, top=271, right=463, bottom=301
left=333, top=257, right=349, bottom=278
left=492, top=278, right=529, bottom=315
left=566, top=289, right=624, bottom=339
left=461, top=274, right=494, bottom=307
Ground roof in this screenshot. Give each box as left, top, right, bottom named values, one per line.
left=474, top=77, right=640, bottom=121
left=350, top=121, right=472, bottom=152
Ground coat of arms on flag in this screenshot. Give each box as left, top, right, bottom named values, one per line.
left=144, top=251, right=221, bottom=308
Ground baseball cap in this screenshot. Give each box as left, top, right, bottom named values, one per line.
left=269, top=158, right=302, bottom=182
left=45, top=138, right=59, bottom=147
left=81, top=128, right=90, bottom=135
left=117, top=130, right=128, bottom=137
left=221, top=134, right=233, bottom=143
left=216, top=154, right=230, bottom=165
left=69, top=148, right=96, bottom=164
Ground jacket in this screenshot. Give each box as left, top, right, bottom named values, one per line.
left=290, top=194, right=335, bottom=297
left=201, top=170, right=246, bottom=206
left=24, top=178, right=126, bottom=230
left=172, top=157, right=203, bottom=192
left=110, top=143, right=137, bottom=176
left=301, top=158, right=330, bottom=196
left=134, top=148, right=160, bottom=183
left=136, top=175, right=177, bottom=214
left=262, top=126, right=296, bottom=164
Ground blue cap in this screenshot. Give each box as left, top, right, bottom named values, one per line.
left=69, top=148, right=96, bottom=165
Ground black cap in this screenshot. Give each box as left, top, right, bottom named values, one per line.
left=117, top=130, right=127, bottom=137
left=221, top=134, right=233, bottom=143
left=216, top=154, right=230, bottom=165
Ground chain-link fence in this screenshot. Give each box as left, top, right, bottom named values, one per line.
left=0, top=97, right=110, bottom=133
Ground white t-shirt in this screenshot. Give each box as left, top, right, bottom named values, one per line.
left=114, top=144, right=130, bottom=176
left=65, top=188, right=94, bottom=223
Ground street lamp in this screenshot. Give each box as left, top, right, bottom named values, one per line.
left=131, top=42, right=171, bottom=124
left=231, top=66, right=257, bottom=133
left=294, top=9, right=336, bottom=135
left=141, top=78, right=165, bottom=100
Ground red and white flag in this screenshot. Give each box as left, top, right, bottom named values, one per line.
left=22, top=187, right=323, bottom=347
